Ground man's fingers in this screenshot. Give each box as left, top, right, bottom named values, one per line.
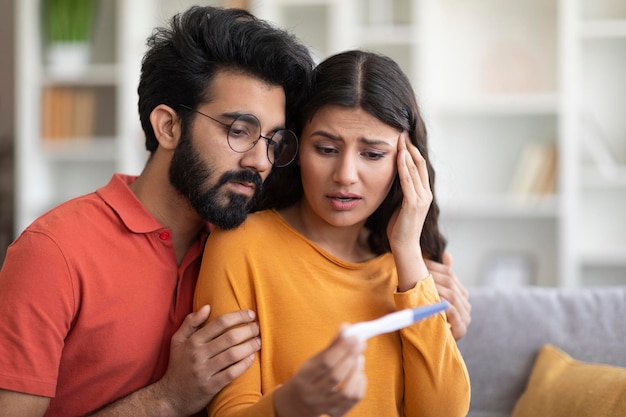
left=444, top=304, right=469, bottom=340
left=206, top=323, right=261, bottom=360
left=199, top=349, right=258, bottom=398
left=173, top=305, right=211, bottom=342
left=196, top=310, right=258, bottom=342
left=436, top=281, right=471, bottom=315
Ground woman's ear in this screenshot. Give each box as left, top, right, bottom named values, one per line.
left=149, top=104, right=182, bottom=151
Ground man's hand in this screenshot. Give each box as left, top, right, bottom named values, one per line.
left=155, top=306, right=261, bottom=415
left=0, top=307, right=260, bottom=417
left=426, top=252, right=471, bottom=340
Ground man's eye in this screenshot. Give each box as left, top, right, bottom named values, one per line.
left=230, top=127, right=254, bottom=138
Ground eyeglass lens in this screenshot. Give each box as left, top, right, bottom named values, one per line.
left=227, top=115, right=298, bottom=167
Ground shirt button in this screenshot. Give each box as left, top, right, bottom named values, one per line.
left=159, top=232, right=170, bottom=240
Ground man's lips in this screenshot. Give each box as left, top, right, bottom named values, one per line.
left=227, top=180, right=256, bottom=197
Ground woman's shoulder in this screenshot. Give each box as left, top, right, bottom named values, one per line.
left=209, top=209, right=284, bottom=241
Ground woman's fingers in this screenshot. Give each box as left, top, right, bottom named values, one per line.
left=397, top=132, right=431, bottom=205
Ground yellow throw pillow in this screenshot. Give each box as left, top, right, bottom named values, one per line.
left=512, top=344, right=626, bottom=417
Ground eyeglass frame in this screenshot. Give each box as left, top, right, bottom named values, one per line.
left=178, top=104, right=299, bottom=167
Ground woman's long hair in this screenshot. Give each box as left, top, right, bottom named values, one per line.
left=255, top=50, right=446, bottom=261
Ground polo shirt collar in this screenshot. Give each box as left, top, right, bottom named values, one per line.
left=96, top=174, right=210, bottom=236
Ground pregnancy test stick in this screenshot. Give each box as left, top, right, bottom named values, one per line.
left=342, top=300, right=450, bottom=341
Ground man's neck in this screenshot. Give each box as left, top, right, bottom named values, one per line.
left=130, top=164, right=206, bottom=265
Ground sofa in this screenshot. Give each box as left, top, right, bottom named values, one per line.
left=456, top=285, right=626, bottom=417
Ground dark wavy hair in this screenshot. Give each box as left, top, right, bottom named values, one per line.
left=137, top=6, right=314, bottom=153
left=255, top=50, right=447, bottom=261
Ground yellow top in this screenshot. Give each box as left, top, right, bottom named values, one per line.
left=194, top=210, right=470, bottom=417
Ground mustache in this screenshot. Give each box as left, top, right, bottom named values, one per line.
left=217, top=170, right=263, bottom=190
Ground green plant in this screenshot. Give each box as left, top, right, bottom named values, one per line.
left=44, top=0, right=95, bottom=43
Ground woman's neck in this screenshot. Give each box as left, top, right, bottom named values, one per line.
left=279, top=201, right=376, bottom=263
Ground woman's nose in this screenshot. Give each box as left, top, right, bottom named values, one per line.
left=333, top=154, right=358, bottom=185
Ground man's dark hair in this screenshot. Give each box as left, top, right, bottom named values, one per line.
left=138, top=6, right=314, bottom=153
left=256, top=50, right=447, bottom=261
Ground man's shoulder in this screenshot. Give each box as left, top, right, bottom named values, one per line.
left=21, top=191, right=122, bottom=251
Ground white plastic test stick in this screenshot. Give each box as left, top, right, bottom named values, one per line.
left=342, top=300, right=450, bottom=341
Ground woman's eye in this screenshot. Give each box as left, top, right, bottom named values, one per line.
left=361, top=151, right=386, bottom=160
left=315, top=146, right=338, bottom=155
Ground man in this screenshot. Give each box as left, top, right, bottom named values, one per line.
left=0, top=6, right=314, bottom=416
left=0, top=5, right=470, bottom=417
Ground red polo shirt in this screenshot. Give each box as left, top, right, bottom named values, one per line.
left=0, top=174, right=209, bottom=416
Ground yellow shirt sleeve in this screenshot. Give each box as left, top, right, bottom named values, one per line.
left=395, top=277, right=471, bottom=417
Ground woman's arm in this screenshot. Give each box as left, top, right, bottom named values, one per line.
left=387, top=133, right=432, bottom=291
left=387, top=135, right=471, bottom=416
left=394, top=279, right=471, bottom=417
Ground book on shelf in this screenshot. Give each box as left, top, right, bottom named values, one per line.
left=508, top=141, right=558, bottom=197
left=41, top=86, right=96, bottom=141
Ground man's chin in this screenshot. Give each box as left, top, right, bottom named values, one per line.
left=203, top=201, right=252, bottom=230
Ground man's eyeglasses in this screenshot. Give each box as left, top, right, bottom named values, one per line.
left=179, top=104, right=298, bottom=167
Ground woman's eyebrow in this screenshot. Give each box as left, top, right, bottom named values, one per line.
left=311, top=130, right=394, bottom=147
left=358, top=137, right=394, bottom=147
left=310, top=130, right=342, bottom=141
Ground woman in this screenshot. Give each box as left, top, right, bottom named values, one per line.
left=194, top=50, right=471, bottom=416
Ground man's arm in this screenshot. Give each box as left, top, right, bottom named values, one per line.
left=87, top=306, right=260, bottom=417
left=0, top=307, right=260, bottom=417
left=0, top=390, right=50, bottom=417
left=426, top=252, right=472, bottom=340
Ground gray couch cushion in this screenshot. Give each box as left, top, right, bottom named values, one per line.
left=457, top=286, right=626, bottom=417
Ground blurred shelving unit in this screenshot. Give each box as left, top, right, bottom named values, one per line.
left=573, top=0, right=626, bottom=286
left=14, top=0, right=230, bottom=233
left=15, top=0, right=626, bottom=287
left=16, top=0, right=143, bottom=233
left=249, top=0, right=626, bottom=287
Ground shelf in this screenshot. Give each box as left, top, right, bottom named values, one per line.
left=273, top=0, right=334, bottom=5
left=579, top=19, right=626, bottom=39
left=440, top=195, right=559, bottom=219
left=358, top=25, right=417, bottom=46
left=41, top=138, right=117, bottom=162
left=41, top=63, right=119, bottom=86
left=580, top=246, right=626, bottom=267
left=580, top=166, right=626, bottom=188
left=433, top=93, right=559, bottom=116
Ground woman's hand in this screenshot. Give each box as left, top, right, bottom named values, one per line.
left=274, top=332, right=367, bottom=417
left=388, top=132, right=432, bottom=291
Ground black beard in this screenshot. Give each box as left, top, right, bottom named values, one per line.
left=169, top=129, right=263, bottom=229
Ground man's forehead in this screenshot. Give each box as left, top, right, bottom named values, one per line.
left=203, top=70, right=287, bottom=125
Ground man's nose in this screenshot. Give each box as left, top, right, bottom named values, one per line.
left=241, top=138, right=272, bottom=174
